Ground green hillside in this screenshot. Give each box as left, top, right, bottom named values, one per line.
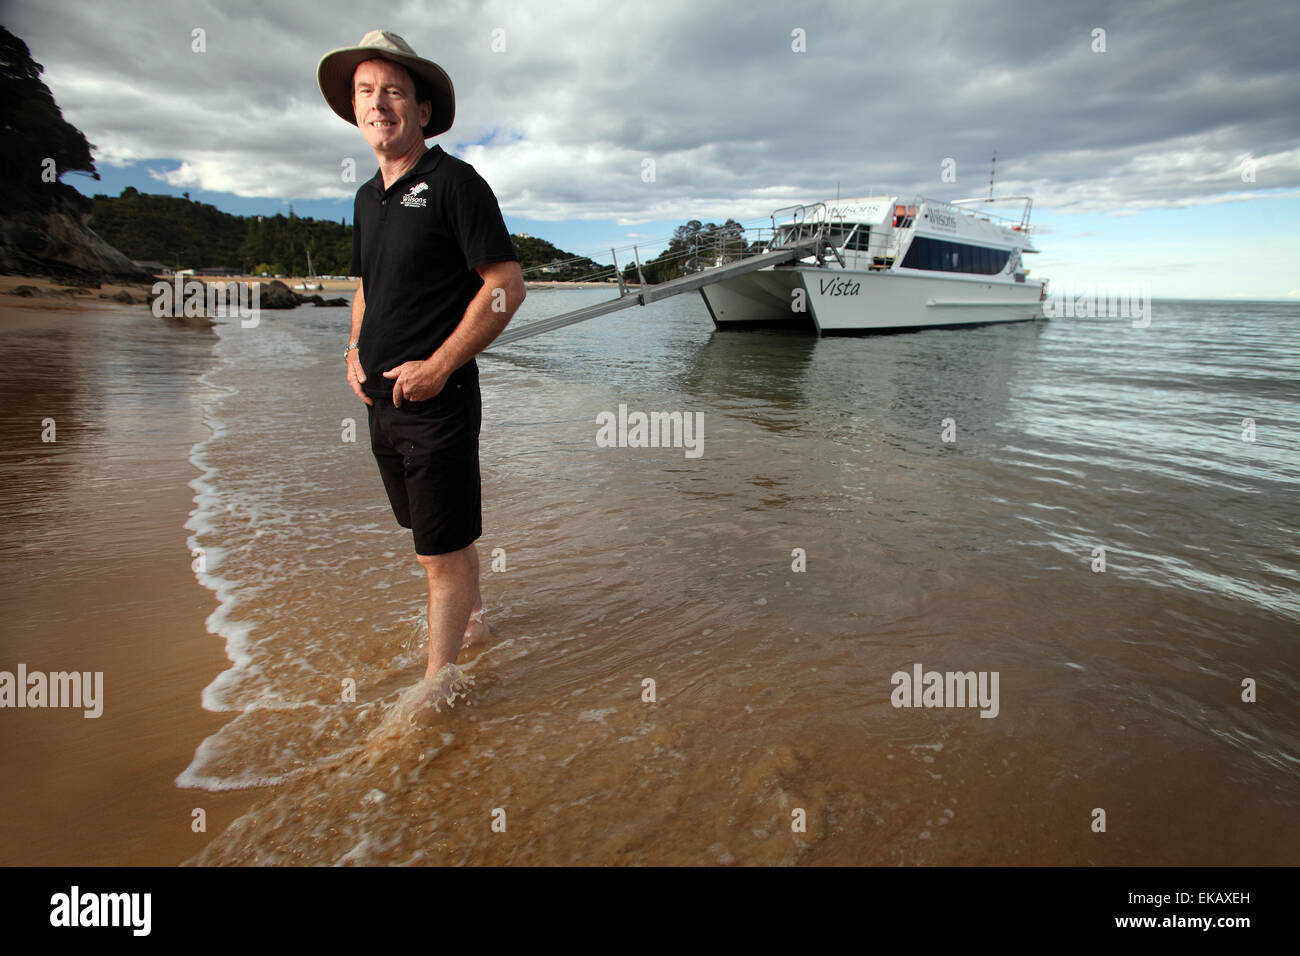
left=89, top=189, right=611, bottom=279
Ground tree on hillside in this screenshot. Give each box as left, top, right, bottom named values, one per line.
left=632, top=218, right=749, bottom=283
left=0, top=26, right=99, bottom=212
left=88, top=192, right=356, bottom=275
left=510, top=233, right=609, bottom=279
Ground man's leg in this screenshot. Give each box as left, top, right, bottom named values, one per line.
left=462, top=543, right=492, bottom=648
left=417, top=543, right=478, bottom=677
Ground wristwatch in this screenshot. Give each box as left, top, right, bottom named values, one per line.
left=344, top=341, right=360, bottom=358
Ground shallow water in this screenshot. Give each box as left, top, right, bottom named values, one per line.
left=3, top=292, right=1295, bottom=864
left=175, top=291, right=1299, bottom=864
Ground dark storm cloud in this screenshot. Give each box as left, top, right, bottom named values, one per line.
left=5, top=0, right=1296, bottom=222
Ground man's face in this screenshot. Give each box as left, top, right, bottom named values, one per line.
left=351, top=58, right=432, bottom=156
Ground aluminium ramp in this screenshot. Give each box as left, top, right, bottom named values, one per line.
left=489, top=241, right=820, bottom=348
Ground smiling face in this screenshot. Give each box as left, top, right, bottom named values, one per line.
left=351, top=57, right=432, bottom=157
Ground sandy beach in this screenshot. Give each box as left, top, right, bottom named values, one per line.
left=0, top=275, right=159, bottom=311
left=0, top=275, right=629, bottom=318
left=0, top=304, right=261, bottom=864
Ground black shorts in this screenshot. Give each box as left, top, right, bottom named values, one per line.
left=366, top=364, right=482, bottom=556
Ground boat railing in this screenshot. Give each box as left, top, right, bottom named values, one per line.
left=768, top=202, right=830, bottom=248
left=677, top=203, right=860, bottom=274
left=947, top=195, right=1035, bottom=232
left=832, top=225, right=902, bottom=269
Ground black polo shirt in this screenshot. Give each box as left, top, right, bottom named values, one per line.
left=350, top=145, right=518, bottom=398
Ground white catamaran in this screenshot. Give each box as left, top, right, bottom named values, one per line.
left=490, top=189, right=1050, bottom=349
left=698, top=195, right=1048, bottom=333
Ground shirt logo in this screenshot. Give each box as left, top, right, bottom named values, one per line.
left=400, top=181, right=429, bottom=208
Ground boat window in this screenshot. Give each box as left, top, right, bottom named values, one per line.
left=846, top=226, right=872, bottom=251
left=825, top=224, right=853, bottom=248
left=900, top=237, right=1011, bottom=275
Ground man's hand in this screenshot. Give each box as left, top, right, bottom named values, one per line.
left=382, top=358, right=447, bottom=406
left=346, top=350, right=373, bottom=406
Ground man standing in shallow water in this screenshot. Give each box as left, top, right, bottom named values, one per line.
left=317, top=31, right=525, bottom=699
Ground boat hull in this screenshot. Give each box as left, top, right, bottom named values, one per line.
left=701, top=266, right=1044, bottom=333
left=696, top=268, right=812, bottom=330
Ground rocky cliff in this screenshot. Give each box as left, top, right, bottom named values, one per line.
left=0, top=183, right=146, bottom=281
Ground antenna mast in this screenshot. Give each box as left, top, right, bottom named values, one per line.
left=988, top=151, right=997, bottom=200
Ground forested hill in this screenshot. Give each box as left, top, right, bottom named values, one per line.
left=89, top=188, right=609, bottom=278
left=89, top=189, right=349, bottom=276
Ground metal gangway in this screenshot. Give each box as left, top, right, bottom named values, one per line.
left=489, top=205, right=832, bottom=348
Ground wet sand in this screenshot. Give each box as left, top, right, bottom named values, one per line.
left=0, top=306, right=261, bottom=865
left=0, top=275, right=625, bottom=317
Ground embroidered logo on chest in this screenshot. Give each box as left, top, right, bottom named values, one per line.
left=400, top=181, right=429, bottom=208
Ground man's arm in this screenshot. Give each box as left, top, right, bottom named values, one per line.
left=383, top=260, right=526, bottom=406
left=346, top=278, right=372, bottom=406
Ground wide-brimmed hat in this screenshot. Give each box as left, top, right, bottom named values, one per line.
left=317, top=30, right=455, bottom=138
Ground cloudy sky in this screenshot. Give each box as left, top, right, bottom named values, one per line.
left=6, top=0, right=1299, bottom=297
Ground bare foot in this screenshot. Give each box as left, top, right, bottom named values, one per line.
left=364, top=665, right=473, bottom=760
left=462, top=607, right=493, bottom=649
left=399, top=664, right=473, bottom=719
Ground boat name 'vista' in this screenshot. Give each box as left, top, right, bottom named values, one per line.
left=819, top=278, right=861, bottom=297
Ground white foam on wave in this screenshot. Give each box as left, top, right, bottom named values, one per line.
left=185, top=353, right=255, bottom=714
left=182, top=327, right=328, bottom=719
left=174, top=743, right=312, bottom=791
left=175, top=692, right=394, bottom=791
